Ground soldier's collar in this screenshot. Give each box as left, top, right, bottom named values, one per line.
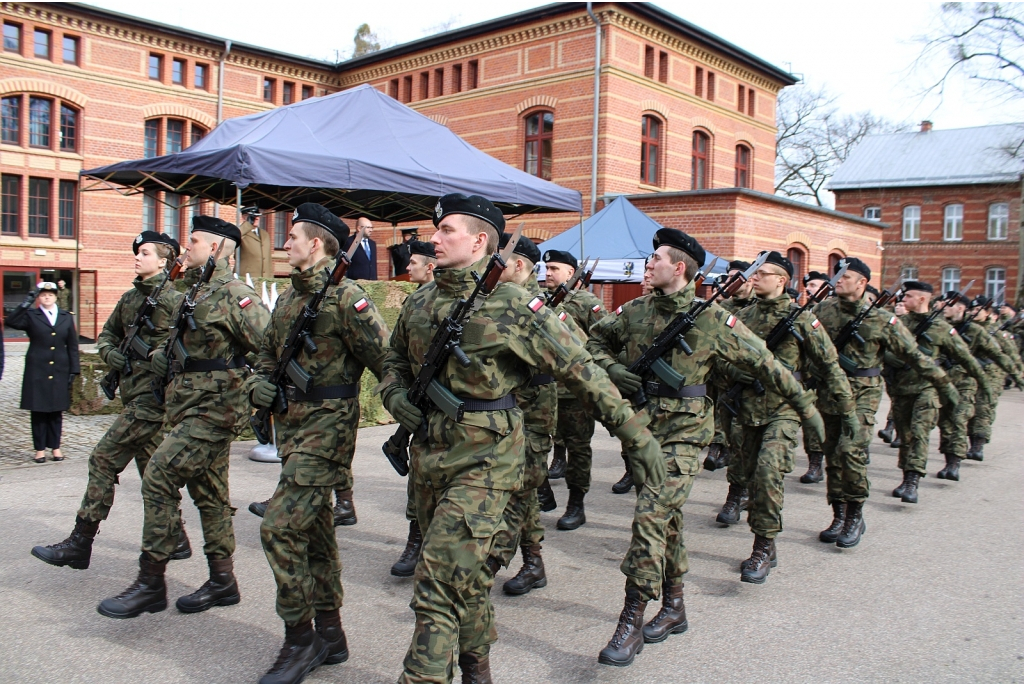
left=133, top=272, right=164, bottom=295
left=652, top=279, right=695, bottom=312
left=290, top=257, right=333, bottom=293
left=756, top=293, right=791, bottom=309
left=434, top=255, right=488, bottom=297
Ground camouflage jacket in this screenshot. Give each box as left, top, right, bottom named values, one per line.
left=587, top=281, right=809, bottom=460
left=96, top=272, right=182, bottom=421
left=164, top=259, right=270, bottom=436
left=518, top=278, right=559, bottom=439
left=253, top=257, right=389, bottom=462
left=380, top=255, right=645, bottom=491
left=812, top=295, right=950, bottom=412
left=727, top=293, right=853, bottom=425
left=561, top=287, right=606, bottom=334
left=721, top=295, right=756, bottom=314
left=884, top=311, right=983, bottom=396
left=987, top=319, right=1024, bottom=376
left=946, top=320, right=1020, bottom=386
left=57, top=288, right=72, bottom=312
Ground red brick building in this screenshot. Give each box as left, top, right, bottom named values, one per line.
left=831, top=122, right=1024, bottom=304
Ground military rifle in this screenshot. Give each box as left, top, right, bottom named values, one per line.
left=100, top=252, right=187, bottom=400
left=381, top=223, right=524, bottom=477
left=545, top=257, right=589, bottom=308
left=250, top=230, right=364, bottom=444
left=624, top=254, right=752, bottom=408
left=831, top=271, right=905, bottom=374
left=911, top=280, right=974, bottom=345
left=579, top=257, right=600, bottom=289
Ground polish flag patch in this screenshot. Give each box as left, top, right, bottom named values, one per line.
left=950, top=327, right=958, bottom=336
left=592, top=304, right=601, bottom=313
left=616, top=306, right=623, bottom=315
left=558, top=311, right=567, bottom=321
left=238, top=296, right=252, bottom=308
left=889, top=316, right=898, bottom=325
left=811, top=318, right=822, bottom=329
left=353, top=297, right=369, bottom=312
left=528, top=297, right=545, bottom=312
left=726, top=314, right=737, bottom=328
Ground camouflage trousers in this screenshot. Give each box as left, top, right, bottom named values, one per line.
left=333, top=439, right=355, bottom=502
left=938, top=378, right=977, bottom=458
left=141, top=418, right=236, bottom=562
left=491, top=430, right=551, bottom=566
left=715, top=397, right=746, bottom=487
left=261, top=453, right=344, bottom=626
left=78, top=406, right=164, bottom=522
left=554, top=398, right=595, bottom=494
left=621, top=447, right=699, bottom=602
left=801, top=388, right=822, bottom=454
left=822, top=383, right=880, bottom=504
left=968, top=365, right=1006, bottom=441
left=402, top=480, right=510, bottom=683
left=892, top=388, right=940, bottom=475
left=733, top=419, right=799, bottom=539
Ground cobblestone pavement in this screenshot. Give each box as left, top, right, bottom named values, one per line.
left=0, top=343, right=115, bottom=467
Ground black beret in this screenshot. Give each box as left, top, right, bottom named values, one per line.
left=836, top=257, right=870, bottom=281
left=292, top=203, right=350, bottom=244
left=971, top=295, right=993, bottom=309
left=944, top=290, right=970, bottom=305
left=1001, top=302, right=1017, bottom=312
left=500, top=232, right=541, bottom=265
left=866, top=285, right=880, bottom=297
left=192, top=215, right=241, bottom=244
left=401, top=227, right=419, bottom=235
left=903, top=280, right=933, bottom=293
left=408, top=240, right=435, bottom=258
left=728, top=260, right=751, bottom=272
left=433, top=193, right=505, bottom=234
left=803, top=270, right=828, bottom=285
left=653, top=228, right=706, bottom=267
left=785, top=286, right=800, bottom=300
left=133, top=230, right=180, bottom=258
left=760, top=250, right=794, bottom=278
left=543, top=249, right=577, bottom=270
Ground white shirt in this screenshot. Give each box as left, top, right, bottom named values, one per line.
left=40, top=304, right=58, bottom=326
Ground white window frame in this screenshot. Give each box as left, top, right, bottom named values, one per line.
left=986, top=267, right=1007, bottom=303
left=900, top=265, right=919, bottom=282
left=941, top=267, right=961, bottom=294
left=988, top=202, right=1009, bottom=240
left=864, top=206, right=881, bottom=221
left=902, top=205, right=920, bottom=241
left=944, top=204, right=964, bottom=241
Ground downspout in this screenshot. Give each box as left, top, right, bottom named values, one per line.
left=1018, top=173, right=1023, bottom=306
left=215, top=40, right=232, bottom=219
left=585, top=2, right=602, bottom=263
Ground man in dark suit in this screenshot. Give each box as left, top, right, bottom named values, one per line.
left=347, top=216, right=378, bottom=280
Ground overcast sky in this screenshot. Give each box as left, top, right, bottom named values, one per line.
left=86, top=0, right=1020, bottom=130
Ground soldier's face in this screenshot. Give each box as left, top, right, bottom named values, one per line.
left=944, top=302, right=965, bottom=322
left=804, top=278, right=825, bottom=295
left=135, top=243, right=166, bottom=278
left=834, top=271, right=866, bottom=299
left=432, top=214, right=486, bottom=269
left=545, top=262, right=572, bottom=289
left=38, top=291, right=56, bottom=307
left=750, top=266, right=787, bottom=297
left=186, top=232, right=215, bottom=268
left=407, top=254, right=434, bottom=284
left=285, top=223, right=320, bottom=270
left=973, top=308, right=988, bottom=322
left=902, top=289, right=931, bottom=313
left=647, top=246, right=686, bottom=290
left=641, top=270, right=653, bottom=296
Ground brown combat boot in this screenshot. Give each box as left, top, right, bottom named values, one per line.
left=333, top=489, right=356, bottom=526
left=502, top=544, right=546, bottom=595
left=641, top=583, right=687, bottom=644
left=314, top=608, right=349, bottom=665
left=176, top=556, right=240, bottom=613
left=458, top=652, right=492, bottom=684
left=800, top=452, right=824, bottom=483
left=716, top=483, right=746, bottom=526
left=32, top=516, right=99, bottom=569
left=740, top=535, right=774, bottom=584
left=598, top=589, right=648, bottom=667
left=819, top=502, right=846, bottom=543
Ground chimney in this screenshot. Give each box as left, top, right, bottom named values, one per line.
left=920, top=120, right=933, bottom=133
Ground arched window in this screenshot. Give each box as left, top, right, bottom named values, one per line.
left=787, top=246, right=805, bottom=285
left=523, top=110, right=553, bottom=180
left=692, top=131, right=710, bottom=190
left=828, top=251, right=845, bottom=274
left=735, top=144, right=751, bottom=188
left=640, top=114, right=661, bottom=185
left=142, top=117, right=207, bottom=235
left=0, top=94, right=79, bottom=152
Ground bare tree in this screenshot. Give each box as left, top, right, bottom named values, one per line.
left=423, top=15, right=461, bottom=36
left=353, top=23, right=381, bottom=57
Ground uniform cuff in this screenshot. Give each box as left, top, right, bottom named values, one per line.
left=612, top=410, right=650, bottom=444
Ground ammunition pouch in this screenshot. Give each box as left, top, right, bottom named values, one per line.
left=284, top=383, right=358, bottom=403
left=837, top=353, right=881, bottom=377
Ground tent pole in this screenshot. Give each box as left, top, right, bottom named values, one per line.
left=235, top=185, right=242, bottom=274
left=392, top=222, right=397, bottom=279
left=579, top=210, right=584, bottom=270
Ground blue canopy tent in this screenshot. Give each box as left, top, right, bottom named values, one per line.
left=538, top=196, right=719, bottom=283
left=80, top=84, right=581, bottom=222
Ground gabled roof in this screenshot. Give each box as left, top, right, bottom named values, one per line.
left=829, top=124, right=1024, bottom=191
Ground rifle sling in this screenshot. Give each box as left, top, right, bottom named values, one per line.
left=285, top=383, right=358, bottom=403
left=643, top=381, right=707, bottom=398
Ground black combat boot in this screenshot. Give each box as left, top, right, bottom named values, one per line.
left=259, top=620, right=328, bottom=684
left=502, top=544, right=546, bottom=595
left=716, top=483, right=746, bottom=526
left=611, top=469, right=634, bottom=494
left=314, top=609, right=349, bottom=665
left=176, top=556, right=241, bottom=613
left=901, top=472, right=921, bottom=504
left=836, top=501, right=865, bottom=548
left=641, top=583, right=687, bottom=643
left=877, top=418, right=895, bottom=443
left=170, top=521, right=192, bottom=561
left=557, top=488, right=586, bottom=530
left=966, top=435, right=986, bottom=461
left=892, top=471, right=913, bottom=499
left=32, top=516, right=98, bottom=569
left=333, top=489, right=356, bottom=526
left=548, top=445, right=567, bottom=480
left=249, top=498, right=271, bottom=518
left=890, top=433, right=902, bottom=449
left=390, top=520, right=422, bottom=577
left=937, top=454, right=961, bottom=481
left=800, top=452, right=825, bottom=483
left=97, top=553, right=167, bottom=619
left=702, top=443, right=729, bottom=471
left=740, top=536, right=775, bottom=584
left=819, top=502, right=846, bottom=543
left=598, top=589, right=648, bottom=667
left=740, top=538, right=778, bottom=570
left=458, top=653, right=493, bottom=684
left=536, top=478, right=557, bottom=512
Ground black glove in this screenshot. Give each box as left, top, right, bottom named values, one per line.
left=151, top=351, right=169, bottom=378
left=385, top=390, right=424, bottom=433
left=607, top=364, right=642, bottom=396
left=19, top=290, right=37, bottom=308
left=105, top=349, right=127, bottom=372
left=252, top=380, right=278, bottom=408
left=68, top=373, right=78, bottom=393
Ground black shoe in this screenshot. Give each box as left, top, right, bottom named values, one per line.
left=702, top=443, right=728, bottom=472
left=800, top=452, right=824, bottom=483
left=175, top=557, right=241, bottom=613
left=966, top=435, right=985, bottom=461
left=390, top=520, right=422, bottom=577
left=740, top=536, right=774, bottom=584
left=819, top=502, right=846, bottom=543
left=97, top=554, right=167, bottom=619
left=536, top=479, right=557, bottom=512
left=259, top=621, right=328, bottom=684
left=32, top=516, right=98, bottom=570
left=169, top=523, right=192, bottom=561
left=503, top=544, right=547, bottom=596
left=877, top=419, right=895, bottom=444
left=890, top=434, right=902, bottom=449
left=598, top=589, right=648, bottom=667
left=314, top=610, right=349, bottom=665
left=836, top=501, right=865, bottom=548
left=892, top=471, right=912, bottom=499
left=458, top=653, right=493, bottom=684
left=611, top=470, right=634, bottom=494
left=556, top=488, right=586, bottom=530
left=937, top=454, right=961, bottom=481
left=548, top=445, right=567, bottom=480
left=333, top=490, right=356, bottom=526
left=901, top=471, right=921, bottom=504
left=641, top=583, right=687, bottom=644
left=249, top=499, right=270, bottom=518
left=716, top=483, right=746, bottom=526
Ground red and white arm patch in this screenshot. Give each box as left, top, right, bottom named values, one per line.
left=558, top=311, right=567, bottom=322
left=950, top=327, right=958, bottom=336
left=811, top=318, right=821, bottom=329
left=528, top=297, right=545, bottom=313
left=238, top=296, right=252, bottom=308
left=592, top=303, right=601, bottom=313
left=726, top=314, right=737, bottom=328
left=889, top=315, right=898, bottom=325
left=615, top=305, right=623, bottom=315
left=353, top=297, right=369, bottom=312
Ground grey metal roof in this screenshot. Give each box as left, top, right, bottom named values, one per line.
left=829, top=124, right=1024, bottom=190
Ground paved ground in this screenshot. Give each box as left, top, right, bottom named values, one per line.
left=1, top=389, right=1022, bottom=683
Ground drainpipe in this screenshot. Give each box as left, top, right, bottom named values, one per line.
left=585, top=2, right=602, bottom=262
left=215, top=40, right=232, bottom=219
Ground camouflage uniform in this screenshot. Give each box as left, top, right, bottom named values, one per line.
left=57, top=286, right=73, bottom=312
left=717, top=295, right=755, bottom=484
left=380, top=257, right=649, bottom=683
left=588, top=281, right=811, bottom=599
left=728, top=294, right=853, bottom=538
left=969, top=321, right=1023, bottom=441
left=141, top=259, right=269, bottom=562
left=812, top=296, right=951, bottom=502
left=254, top=258, right=389, bottom=626
left=552, top=287, right=606, bottom=494
left=84, top=273, right=181, bottom=522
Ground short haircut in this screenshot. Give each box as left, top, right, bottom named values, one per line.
left=297, top=222, right=340, bottom=256
left=665, top=246, right=698, bottom=281
left=410, top=253, right=436, bottom=266
left=463, top=215, right=498, bottom=253
left=764, top=263, right=789, bottom=278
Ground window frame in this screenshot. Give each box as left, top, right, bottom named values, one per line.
left=144, top=119, right=160, bottom=158
left=3, top=22, right=21, bottom=54
left=943, top=203, right=964, bottom=241
left=900, top=265, right=919, bottom=282
left=941, top=266, right=961, bottom=294
left=523, top=109, right=554, bottom=181
left=263, top=77, right=275, bottom=103
left=62, top=35, right=79, bottom=65
left=1, top=174, right=20, bottom=236
left=283, top=82, right=294, bottom=105
left=863, top=206, right=882, bottom=221
left=165, top=119, right=184, bottom=155
left=985, top=267, right=1007, bottom=303
left=691, top=130, right=710, bottom=190
left=148, top=53, right=163, bottom=81
left=27, top=177, right=51, bottom=236
left=194, top=63, right=208, bottom=90
left=787, top=246, right=806, bottom=286
left=171, top=58, right=185, bottom=85
left=902, top=205, right=921, bottom=241
left=33, top=28, right=50, bottom=60
left=274, top=211, right=289, bottom=250
left=28, top=96, right=51, bottom=148
left=734, top=144, right=751, bottom=189
left=1, top=95, right=20, bottom=145
left=59, top=104, right=77, bottom=152
left=640, top=114, right=662, bottom=186
left=987, top=202, right=1009, bottom=240
left=58, top=179, right=76, bottom=238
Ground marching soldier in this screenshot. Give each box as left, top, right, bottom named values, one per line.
left=249, top=204, right=389, bottom=683
left=588, top=230, right=824, bottom=667
left=31, top=232, right=191, bottom=570
left=722, top=252, right=854, bottom=583
left=543, top=249, right=607, bottom=531
left=379, top=193, right=663, bottom=683
left=967, top=297, right=1023, bottom=460
left=97, top=216, right=270, bottom=620
left=798, top=270, right=829, bottom=484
